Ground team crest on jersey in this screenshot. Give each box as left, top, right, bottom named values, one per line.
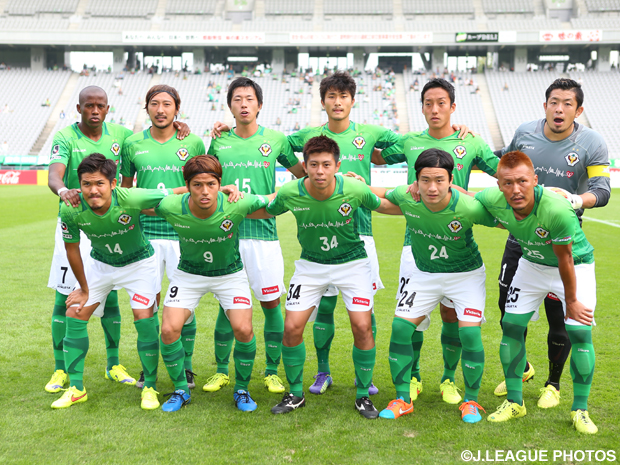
left=448, top=220, right=463, bottom=233
left=352, top=136, right=366, bottom=149
left=453, top=146, right=466, bottom=159
left=118, top=214, right=132, bottom=226
left=565, top=152, right=579, bottom=167
left=176, top=148, right=189, bottom=161
left=220, top=219, right=234, bottom=232
left=259, top=143, right=272, bottom=157
left=338, top=203, right=353, bottom=217
left=535, top=227, right=549, bottom=239
left=110, top=142, right=120, bottom=157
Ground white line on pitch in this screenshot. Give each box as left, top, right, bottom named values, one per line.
left=582, top=216, right=620, bottom=228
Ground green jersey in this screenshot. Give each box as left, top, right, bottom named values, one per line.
left=155, top=192, right=268, bottom=277
left=266, top=176, right=382, bottom=265
left=475, top=185, right=594, bottom=267
left=288, top=122, right=399, bottom=236
left=120, top=130, right=206, bottom=241
left=208, top=126, right=299, bottom=241
left=60, top=187, right=172, bottom=267
left=386, top=186, right=497, bottom=273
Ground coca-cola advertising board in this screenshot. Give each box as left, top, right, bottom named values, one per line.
left=0, top=170, right=38, bottom=185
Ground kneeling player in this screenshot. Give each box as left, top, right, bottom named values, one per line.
left=52, top=153, right=183, bottom=410
left=154, top=155, right=273, bottom=412
left=371, top=148, right=497, bottom=423
left=476, top=151, right=598, bottom=434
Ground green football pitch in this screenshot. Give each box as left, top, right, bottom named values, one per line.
left=0, top=185, right=618, bottom=465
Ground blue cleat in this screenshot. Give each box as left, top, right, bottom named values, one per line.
left=234, top=390, right=257, bottom=412
left=459, top=399, right=485, bottom=423
left=162, top=389, right=191, bottom=412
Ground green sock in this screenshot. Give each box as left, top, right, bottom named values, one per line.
left=282, top=342, right=306, bottom=397
left=411, top=330, right=424, bottom=382
left=500, top=312, right=534, bottom=405
left=100, top=291, right=121, bottom=370
left=134, top=317, right=159, bottom=390
left=314, top=295, right=337, bottom=373
left=262, top=304, right=284, bottom=376
left=389, top=317, right=416, bottom=402
left=353, top=345, right=376, bottom=399
left=161, top=336, right=188, bottom=392
left=64, top=317, right=89, bottom=390
left=441, top=321, right=461, bottom=383
left=181, top=314, right=197, bottom=371
left=459, top=326, right=484, bottom=402
left=233, top=336, right=256, bottom=391
left=371, top=312, right=377, bottom=341
left=567, top=325, right=595, bottom=411
left=52, top=292, right=67, bottom=371
left=214, top=305, right=234, bottom=375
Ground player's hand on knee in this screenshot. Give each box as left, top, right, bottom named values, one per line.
left=565, top=300, right=593, bottom=326
left=66, top=289, right=88, bottom=312
left=60, top=188, right=82, bottom=208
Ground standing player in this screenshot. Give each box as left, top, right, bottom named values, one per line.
left=52, top=153, right=184, bottom=410
left=476, top=151, right=598, bottom=434
left=373, top=78, right=498, bottom=405
left=492, top=79, right=609, bottom=408
left=153, top=155, right=273, bottom=412
left=204, top=77, right=305, bottom=395
left=121, top=85, right=206, bottom=390
left=267, top=136, right=395, bottom=419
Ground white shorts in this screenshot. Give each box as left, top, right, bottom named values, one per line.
left=71, top=255, right=158, bottom=317
left=394, top=265, right=487, bottom=325
left=163, top=269, right=253, bottom=314
left=151, top=239, right=181, bottom=289
left=239, top=239, right=285, bottom=302
left=506, top=258, right=596, bottom=326
left=287, top=258, right=374, bottom=313
left=48, top=217, right=94, bottom=295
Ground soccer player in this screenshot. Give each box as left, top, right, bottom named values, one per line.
left=51, top=153, right=184, bottom=410
left=120, top=85, right=206, bottom=390
left=476, top=151, right=598, bottom=434
left=267, top=135, right=395, bottom=419
left=153, top=155, right=273, bottom=412
left=203, top=77, right=305, bottom=395
left=368, top=148, right=497, bottom=423
left=492, top=79, right=609, bottom=409
left=373, top=78, right=498, bottom=405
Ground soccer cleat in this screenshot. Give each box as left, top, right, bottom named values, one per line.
left=264, top=374, right=286, bottom=393
left=538, top=385, right=560, bottom=409
left=234, top=390, right=257, bottom=412
left=459, top=400, right=486, bottom=424
left=354, top=378, right=379, bottom=395
left=487, top=400, right=527, bottom=422
left=202, top=373, right=230, bottom=392
left=494, top=363, right=535, bottom=397
left=45, top=369, right=68, bottom=393
left=136, top=371, right=145, bottom=389
left=162, top=389, right=191, bottom=412
left=379, top=397, right=414, bottom=419
left=271, top=392, right=306, bottom=414
left=571, top=409, right=598, bottom=434
left=410, top=378, right=423, bottom=402
left=186, top=370, right=197, bottom=390
left=105, top=365, right=136, bottom=386
left=440, top=380, right=462, bottom=404
left=309, top=372, right=333, bottom=395
left=51, top=386, right=88, bottom=409
left=355, top=396, right=379, bottom=419
left=141, top=387, right=160, bottom=410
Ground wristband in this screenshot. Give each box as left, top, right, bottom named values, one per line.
left=57, top=187, right=69, bottom=196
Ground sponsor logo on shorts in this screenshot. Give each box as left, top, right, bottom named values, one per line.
left=464, top=308, right=482, bottom=318
left=259, top=143, right=272, bottom=157
left=110, top=142, right=121, bottom=157
left=373, top=283, right=377, bottom=290
left=132, top=294, right=150, bottom=306
left=535, top=227, right=549, bottom=239
left=448, top=220, right=463, bottom=233
left=565, top=152, right=579, bottom=167
left=453, top=145, right=466, bottom=159
left=352, top=136, right=366, bottom=149
left=234, top=296, right=251, bottom=306
left=220, top=219, right=234, bottom=232
left=262, top=286, right=279, bottom=295
left=176, top=147, right=189, bottom=161
left=338, top=202, right=353, bottom=217
left=118, top=214, right=132, bottom=226
left=352, top=297, right=370, bottom=306
left=547, top=292, right=560, bottom=301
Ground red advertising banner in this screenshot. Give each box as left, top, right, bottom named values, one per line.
left=0, top=170, right=39, bottom=185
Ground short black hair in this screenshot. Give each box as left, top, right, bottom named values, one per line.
left=414, top=148, right=454, bottom=180
left=227, top=77, right=264, bottom=109
left=319, top=71, right=356, bottom=102
left=302, top=135, right=340, bottom=164
left=421, top=78, right=455, bottom=106
left=77, top=153, right=117, bottom=183
left=545, top=78, right=584, bottom=109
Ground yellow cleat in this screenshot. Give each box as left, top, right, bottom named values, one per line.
left=51, top=386, right=88, bottom=409
left=264, top=374, right=286, bottom=393
left=45, top=369, right=68, bottom=393
left=440, top=380, right=462, bottom=404
left=410, top=378, right=423, bottom=402
left=571, top=410, right=598, bottom=434
left=537, top=385, right=560, bottom=409
left=488, top=400, right=527, bottom=422
left=105, top=365, right=136, bottom=386
left=202, top=373, right=230, bottom=392
left=494, top=363, right=535, bottom=397
left=141, top=387, right=160, bottom=410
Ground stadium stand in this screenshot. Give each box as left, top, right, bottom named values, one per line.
left=402, top=0, right=474, bottom=15
left=322, top=21, right=398, bottom=32
left=85, top=0, right=158, bottom=17
left=78, top=18, right=154, bottom=31
left=4, top=0, right=78, bottom=15
left=486, top=18, right=564, bottom=31
left=0, top=17, right=70, bottom=30
left=403, top=20, right=478, bottom=31
left=584, top=0, right=620, bottom=12
left=482, top=0, right=534, bottom=14
left=241, top=19, right=314, bottom=31
left=264, top=0, right=313, bottom=16
left=570, top=16, right=620, bottom=28
left=324, top=0, right=393, bottom=15
left=165, top=0, right=218, bottom=15
left=161, top=18, right=234, bottom=30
